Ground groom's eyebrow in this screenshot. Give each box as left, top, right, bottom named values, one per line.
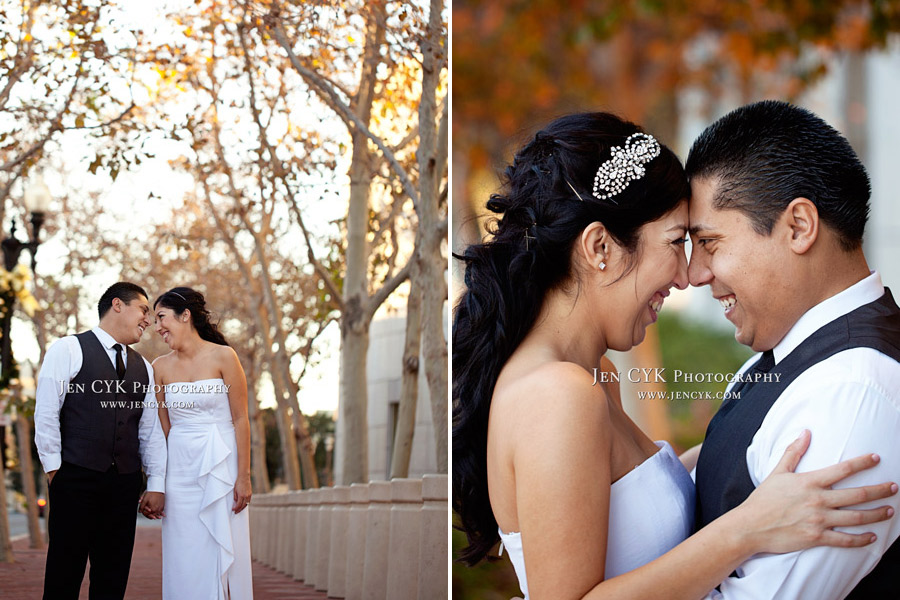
left=689, top=224, right=715, bottom=235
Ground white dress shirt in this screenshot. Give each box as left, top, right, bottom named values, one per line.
left=707, top=271, right=900, bottom=599
left=33, top=326, right=167, bottom=493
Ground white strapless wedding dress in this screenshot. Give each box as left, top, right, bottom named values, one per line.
left=162, top=378, right=253, bottom=600
left=499, top=441, right=695, bottom=599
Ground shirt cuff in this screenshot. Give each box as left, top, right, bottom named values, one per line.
left=41, top=454, right=61, bottom=473
left=146, top=475, right=165, bottom=493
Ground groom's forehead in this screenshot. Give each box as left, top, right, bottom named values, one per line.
left=688, top=178, right=721, bottom=222
left=127, top=295, right=150, bottom=311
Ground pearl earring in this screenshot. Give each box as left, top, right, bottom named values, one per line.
left=598, top=261, right=606, bottom=271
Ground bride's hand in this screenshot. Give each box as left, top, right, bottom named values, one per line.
left=736, top=429, right=897, bottom=554
left=233, top=474, right=252, bottom=513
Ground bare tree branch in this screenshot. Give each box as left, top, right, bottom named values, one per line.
left=265, top=11, right=421, bottom=210
left=366, top=258, right=411, bottom=322
left=282, top=181, right=346, bottom=313
left=62, top=102, right=136, bottom=131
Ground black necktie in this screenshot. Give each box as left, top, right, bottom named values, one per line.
left=112, top=344, right=125, bottom=379
left=723, top=350, right=776, bottom=404
left=755, top=349, right=776, bottom=374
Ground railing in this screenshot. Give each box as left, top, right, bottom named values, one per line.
left=249, top=474, right=448, bottom=600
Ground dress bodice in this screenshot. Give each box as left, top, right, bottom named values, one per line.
left=498, top=441, right=695, bottom=599
left=165, top=378, right=233, bottom=426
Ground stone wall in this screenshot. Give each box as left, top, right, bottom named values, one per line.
left=249, top=474, right=448, bottom=599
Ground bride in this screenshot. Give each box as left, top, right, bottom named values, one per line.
left=150, top=287, right=254, bottom=599
left=452, top=113, right=896, bottom=599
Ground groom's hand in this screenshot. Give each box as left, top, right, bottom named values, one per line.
left=47, top=470, right=57, bottom=484
left=139, top=491, right=165, bottom=519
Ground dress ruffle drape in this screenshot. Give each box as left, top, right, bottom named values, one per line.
left=162, top=380, right=253, bottom=600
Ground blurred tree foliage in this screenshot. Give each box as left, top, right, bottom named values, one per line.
left=454, top=0, right=900, bottom=164
left=655, top=312, right=753, bottom=450
left=451, top=527, right=520, bottom=600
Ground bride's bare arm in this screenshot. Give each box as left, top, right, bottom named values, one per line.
left=151, top=357, right=170, bottom=438
left=679, top=444, right=701, bottom=472
left=577, top=432, right=894, bottom=600
left=221, top=346, right=252, bottom=513
left=513, top=364, right=614, bottom=599
left=514, top=367, right=895, bottom=600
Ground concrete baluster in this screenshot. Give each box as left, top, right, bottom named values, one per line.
left=385, top=478, right=423, bottom=599
left=361, top=481, right=392, bottom=600
left=327, top=485, right=352, bottom=597
left=281, top=491, right=301, bottom=575
left=315, top=487, right=335, bottom=590
left=292, top=488, right=309, bottom=581
left=304, top=488, right=322, bottom=587
left=417, top=474, right=448, bottom=599
left=344, top=483, right=369, bottom=600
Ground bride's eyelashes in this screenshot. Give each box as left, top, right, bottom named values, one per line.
left=672, top=237, right=689, bottom=246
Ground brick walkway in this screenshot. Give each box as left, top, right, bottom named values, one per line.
left=0, top=528, right=326, bottom=599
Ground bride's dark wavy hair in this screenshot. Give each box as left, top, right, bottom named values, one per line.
left=452, top=112, right=690, bottom=566
left=154, top=287, right=229, bottom=346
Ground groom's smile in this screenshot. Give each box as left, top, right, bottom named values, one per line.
left=687, top=177, right=802, bottom=352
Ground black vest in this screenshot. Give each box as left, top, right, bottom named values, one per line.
left=695, top=289, right=900, bottom=598
left=59, top=331, right=148, bottom=474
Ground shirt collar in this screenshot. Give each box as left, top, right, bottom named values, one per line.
left=772, top=271, right=884, bottom=364
left=92, top=326, right=124, bottom=351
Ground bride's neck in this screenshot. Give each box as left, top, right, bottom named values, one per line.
left=174, top=333, right=204, bottom=358
left=525, top=286, right=608, bottom=371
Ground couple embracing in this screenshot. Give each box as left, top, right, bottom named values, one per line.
left=453, top=101, right=900, bottom=599
left=34, top=282, right=254, bottom=599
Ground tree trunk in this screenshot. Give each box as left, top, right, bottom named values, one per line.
left=0, top=454, right=13, bottom=562
left=339, top=315, right=371, bottom=484
left=243, top=232, right=319, bottom=489
left=40, top=475, right=48, bottom=543
left=323, top=440, right=334, bottom=487
left=14, top=414, right=42, bottom=549
left=390, top=258, right=422, bottom=479
left=273, top=387, right=302, bottom=490
left=338, top=0, right=385, bottom=485
left=247, top=379, right=271, bottom=494
left=417, top=0, right=449, bottom=474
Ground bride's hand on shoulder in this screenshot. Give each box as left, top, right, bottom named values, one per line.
left=736, top=429, right=897, bottom=554
left=233, top=474, right=251, bottom=513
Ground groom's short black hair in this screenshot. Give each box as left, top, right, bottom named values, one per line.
left=98, top=282, right=148, bottom=319
left=685, top=100, right=870, bottom=251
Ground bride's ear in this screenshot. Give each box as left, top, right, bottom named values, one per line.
left=579, top=221, right=614, bottom=273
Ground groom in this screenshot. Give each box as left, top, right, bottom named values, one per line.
left=686, top=101, right=900, bottom=598
left=33, top=281, right=167, bottom=599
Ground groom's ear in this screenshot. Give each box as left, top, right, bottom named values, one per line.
left=784, top=197, right=818, bottom=255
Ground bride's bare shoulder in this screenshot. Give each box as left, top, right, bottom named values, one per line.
left=151, top=352, right=175, bottom=383
left=494, top=361, right=611, bottom=431
left=151, top=351, right=176, bottom=369
left=494, top=361, right=613, bottom=482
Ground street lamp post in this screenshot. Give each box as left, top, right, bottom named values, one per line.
left=0, top=176, right=50, bottom=561
left=0, top=177, right=50, bottom=380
